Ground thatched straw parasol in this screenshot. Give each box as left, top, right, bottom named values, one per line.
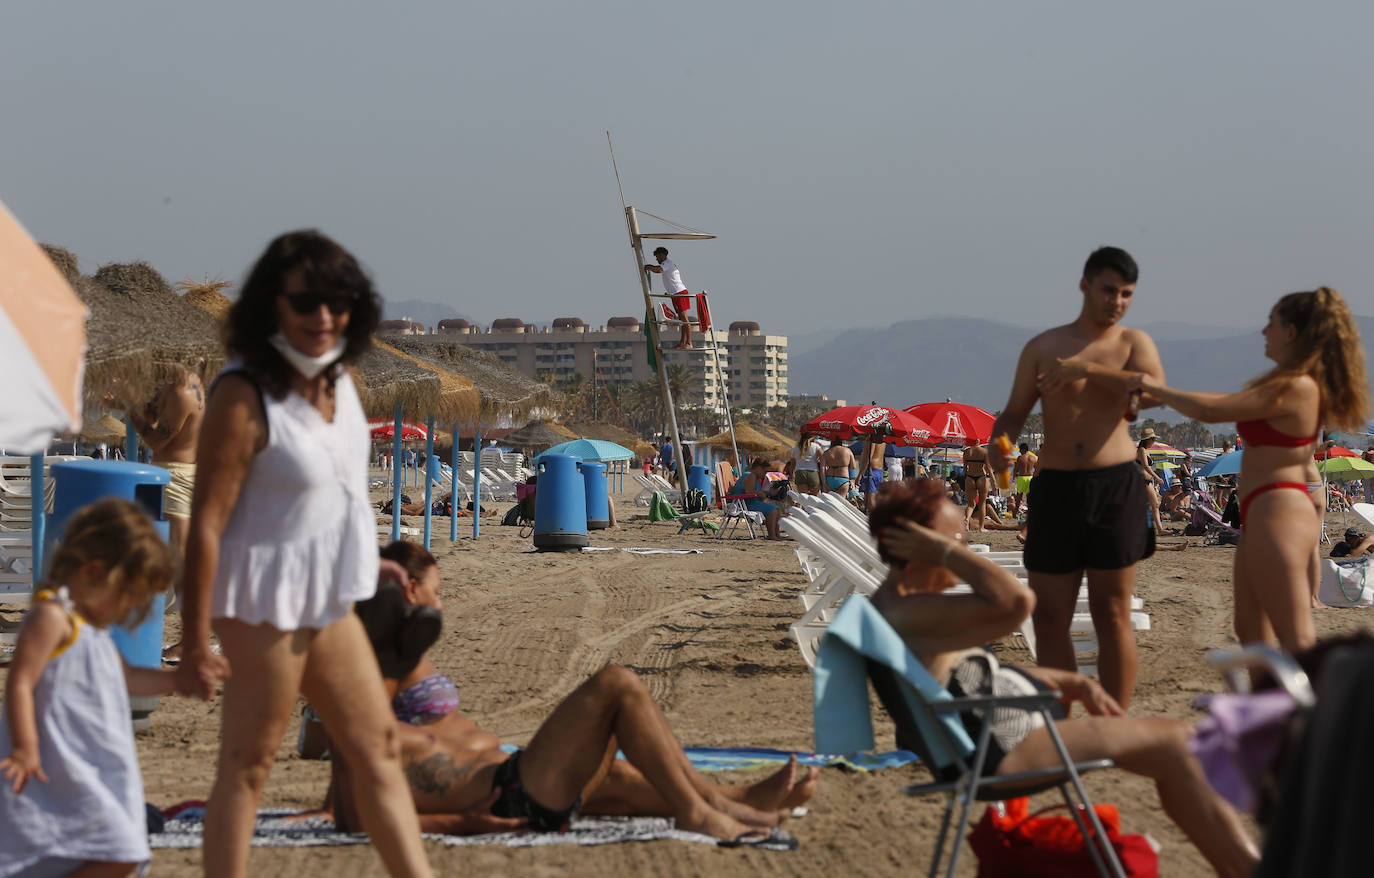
left=501, top=419, right=578, bottom=452
left=39, top=244, right=81, bottom=286
left=177, top=278, right=233, bottom=323
left=72, top=258, right=227, bottom=410
left=355, top=339, right=479, bottom=423
left=79, top=412, right=128, bottom=445
left=387, top=336, right=560, bottom=422
left=701, top=423, right=790, bottom=457
left=565, top=421, right=642, bottom=447
left=752, top=424, right=796, bottom=450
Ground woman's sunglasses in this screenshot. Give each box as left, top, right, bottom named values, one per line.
left=281, top=290, right=356, bottom=316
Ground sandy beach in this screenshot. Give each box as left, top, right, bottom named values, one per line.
left=7, top=480, right=1372, bottom=877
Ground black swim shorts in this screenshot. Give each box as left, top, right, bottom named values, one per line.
left=1023, top=461, right=1155, bottom=574
left=490, top=749, right=578, bottom=832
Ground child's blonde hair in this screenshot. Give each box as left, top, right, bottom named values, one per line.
left=44, top=497, right=173, bottom=624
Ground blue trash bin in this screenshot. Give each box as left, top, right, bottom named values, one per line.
left=581, top=461, right=610, bottom=530
left=45, top=460, right=171, bottom=727
left=533, top=454, right=588, bottom=551
left=687, top=464, right=713, bottom=504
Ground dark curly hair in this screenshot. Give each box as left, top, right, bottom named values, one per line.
left=226, top=230, right=382, bottom=399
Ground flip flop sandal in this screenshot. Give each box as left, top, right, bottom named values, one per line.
left=717, top=827, right=799, bottom=851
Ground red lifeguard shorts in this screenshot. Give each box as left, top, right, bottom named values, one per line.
left=672, top=292, right=691, bottom=314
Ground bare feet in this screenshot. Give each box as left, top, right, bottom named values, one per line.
left=678, top=804, right=765, bottom=841
left=728, top=756, right=820, bottom=812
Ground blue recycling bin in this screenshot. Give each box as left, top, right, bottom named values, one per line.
left=581, top=461, right=610, bottom=530
left=45, top=460, right=171, bottom=725
left=687, top=464, right=713, bottom=504
left=533, top=454, right=588, bottom=551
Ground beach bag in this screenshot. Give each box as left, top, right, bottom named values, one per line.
left=683, top=488, right=709, bottom=514
left=967, top=798, right=1159, bottom=877
left=1319, top=557, right=1373, bottom=607
left=763, top=475, right=791, bottom=501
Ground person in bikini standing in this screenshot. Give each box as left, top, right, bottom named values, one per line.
left=819, top=439, right=857, bottom=497
left=1063, top=287, right=1369, bottom=654
left=990, top=246, right=1165, bottom=709
left=104, top=366, right=205, bottom=660
left=961, top=443, right=994, bottom=531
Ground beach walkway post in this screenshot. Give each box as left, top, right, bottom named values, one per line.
left=422, top=413, right=436, bottom=550
left=450, top=425, right=459, bottom=542
left=472, top=425, right=482, bottom=538
left=29, top=454, right=45, bottom=585
left=391, top=404, right=403, bottom=542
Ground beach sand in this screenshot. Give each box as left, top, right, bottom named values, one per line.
left=7, top=483, right=1373, bottom=876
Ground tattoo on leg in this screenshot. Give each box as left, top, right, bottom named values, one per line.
left=405, top=752, right=472, bottom=797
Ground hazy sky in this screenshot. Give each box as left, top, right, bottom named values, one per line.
left=3, top=2, right=1370, bottom=337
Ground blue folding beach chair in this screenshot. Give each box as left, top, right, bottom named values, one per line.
left=813, top=596, right=1124, bottom=878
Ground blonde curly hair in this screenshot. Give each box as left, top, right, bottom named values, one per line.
left=44, top=497, right=173, bottom=625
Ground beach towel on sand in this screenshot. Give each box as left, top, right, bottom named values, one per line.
left=149, top=805, right=791, bottom=850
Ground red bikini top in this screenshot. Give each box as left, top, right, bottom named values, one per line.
left=1235, top=419, right=1319, bottom=448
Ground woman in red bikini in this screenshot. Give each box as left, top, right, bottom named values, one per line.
left=1069, top=288, right=1368, bottom=653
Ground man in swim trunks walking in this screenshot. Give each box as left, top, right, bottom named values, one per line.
left=857, top=428, right=887, bottom=511
left=989, top=246, right=1165, bottom=709
left=644, top=246, right=693, bottom=350
left=105, top=367, right=204, bottom=657
left=1011, top=442, right=1037, bottom=517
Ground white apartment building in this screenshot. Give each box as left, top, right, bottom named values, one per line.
left=724, top=322, right=789, bottom=410
left=383, top=316, right=786, bottom=414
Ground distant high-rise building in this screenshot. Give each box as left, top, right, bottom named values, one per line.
left=724, top=322, right=788, bottom=410
left=403, top=316, right=786, bottom=414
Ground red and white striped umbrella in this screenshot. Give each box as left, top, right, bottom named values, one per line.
left=0, top=201, right=86, bottom=453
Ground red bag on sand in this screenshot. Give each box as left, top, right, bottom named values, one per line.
left=967, top=797, right=1159, bottom=877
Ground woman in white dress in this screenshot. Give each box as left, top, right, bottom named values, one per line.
left=179, top=231, right=431, bottom=877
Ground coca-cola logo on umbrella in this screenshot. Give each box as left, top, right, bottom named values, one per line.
left=856, top=407, right=891, bottom=427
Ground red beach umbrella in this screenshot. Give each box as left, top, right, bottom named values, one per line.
left=802, top=405, right=935, bottom=446
left=1315, top=445, right=1358, bottom=460
left=904, top=401, right=997, bottom=446
left=368, top=418, right=429, bottom=441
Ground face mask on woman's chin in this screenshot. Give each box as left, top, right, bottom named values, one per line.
left=269, top=333, right=347, bottom=380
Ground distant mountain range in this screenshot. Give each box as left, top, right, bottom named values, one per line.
left=787, top=316, right=1374, bottom=426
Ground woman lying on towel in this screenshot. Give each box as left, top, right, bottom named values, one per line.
left=317, top=541, right=816, bottom=847
left=870, top=480, right=1259, bottom=878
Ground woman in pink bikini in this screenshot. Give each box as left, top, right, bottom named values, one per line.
left=1068, top=288, right=1368, bottom=653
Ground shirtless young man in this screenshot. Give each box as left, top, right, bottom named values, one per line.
left=1011, top=442, right=1037, bottom=517
left=857, top=431, right=887, bottom=511
left=989, top=246, right=1164, bottom=709
left=819, top=439, right=857, bottom=496
left=961, top=444, right=994, bottom=531
left=105, top=368, right=205, bottom=657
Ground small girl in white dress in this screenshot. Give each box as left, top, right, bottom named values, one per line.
left=0, top=497, right=208, bottom=877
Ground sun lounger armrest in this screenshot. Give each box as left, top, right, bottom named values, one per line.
left=1207, top=645, right=1316, bottom=707
left=928, top=692, right=1064, bottom=713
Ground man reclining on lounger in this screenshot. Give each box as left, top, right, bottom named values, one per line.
left=316, top=541, right=816, bottom=846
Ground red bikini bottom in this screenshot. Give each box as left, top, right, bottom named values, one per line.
left=1238, top=482, right=1312, bottom=526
